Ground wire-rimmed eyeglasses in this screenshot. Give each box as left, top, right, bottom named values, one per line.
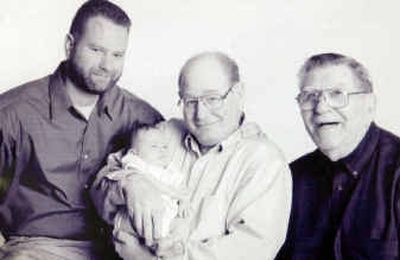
left=178, top=83, right=236, bottom=110
left=296, top=88, right=371, bottom=110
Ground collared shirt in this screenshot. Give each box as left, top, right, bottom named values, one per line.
left=277, top=123, right=400, bottom=260
left=0, top=62, right=163, bottom=240
left=94, top=120, right=292, bottom=260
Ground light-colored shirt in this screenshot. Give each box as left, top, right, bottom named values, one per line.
left=168, top=121, right=292, bottom=260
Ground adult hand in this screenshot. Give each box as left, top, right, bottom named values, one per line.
left=154, top=216, right=190, bottom=258
left=154, top=237, right=184, bottom=258
left=113, top=229, right=157, bottom=260
left=120, top=175, right=165, bottom=247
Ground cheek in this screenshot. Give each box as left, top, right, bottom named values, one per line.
left=109, top=59, right=124, bottom=74
left=73, top=52, right=95, bottom=72
left=183, top=110, right=194, bottom=127
left=301, top=112, right=314, bottom=130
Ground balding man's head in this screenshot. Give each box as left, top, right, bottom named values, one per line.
left=178, top=51, right=240, bottom=98
left=177, top=51, right=244, bottom=153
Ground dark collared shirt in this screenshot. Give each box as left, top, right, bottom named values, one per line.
left=0, top=62, right=163, bottom=240
left=277, top=123, right=400, bottom=260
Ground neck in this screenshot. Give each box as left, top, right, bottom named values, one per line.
left=65, top=78, right=99, bottom=107
left=321, top=148, right=351, bottom=162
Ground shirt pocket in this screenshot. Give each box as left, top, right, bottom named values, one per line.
left=191, top=195, right=226, bottom=241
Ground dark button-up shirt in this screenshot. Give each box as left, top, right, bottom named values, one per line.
left=277, top=123, right=400, bottom=259
left=0, top=62, right=163, bottom=240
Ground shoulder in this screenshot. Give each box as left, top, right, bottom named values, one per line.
left=290, top=150, right=319, bottom=171
left=0, top=75, right=50, bottom=112
left=111, top=87, right=164, bottom=125
left=289, top=150, right=324, bottom=182
left=236, top=122, right=288, bottom=167
left=374, top=125, right=400, bottom=170
left=376, top=126, right=400, bottom=154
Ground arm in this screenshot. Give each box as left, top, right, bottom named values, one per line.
left=0, top=109, right=24, bottom=199
left=90, top=153, right=170, bottom=245
left=89, top=157, right=126, bottom=225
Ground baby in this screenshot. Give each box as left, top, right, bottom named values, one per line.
left=105, top=120, right=188, bottom=256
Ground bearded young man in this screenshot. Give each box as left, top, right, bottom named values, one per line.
left=0, top=1, right=162, bottom=259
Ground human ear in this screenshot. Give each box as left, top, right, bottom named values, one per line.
left=234, top=82, right=245, bottom=109
left=65, top=33, right=75, bottom=59
left=368, top=93, right=377, bottom=116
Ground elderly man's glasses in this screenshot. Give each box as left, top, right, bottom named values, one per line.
left=296, top=88, right=371, bottom=110
left=179, top=84, right=236, bottom=110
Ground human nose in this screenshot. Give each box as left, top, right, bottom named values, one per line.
left=99, top=53, right=114, bottom=72
left=194, top=99, right=209, bottom=120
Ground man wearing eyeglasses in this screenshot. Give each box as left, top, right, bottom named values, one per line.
left=277, top=53, right=400, bottom=259
left=92, top=51, right=292, bottom=259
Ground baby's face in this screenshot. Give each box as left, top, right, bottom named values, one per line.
left=133, top=127, right=171, bottom=168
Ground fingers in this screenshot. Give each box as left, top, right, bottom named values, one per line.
left=121, top=176, right=168, bottom=246
left=143, top=211, right=154, bottom=247
left=152, top=210, right=163, bottom=241
left=130, top=209, right=164, bottom=247
left=132, top=211, right=143, bottom=238
left=155, top=238, right=184, bottom=257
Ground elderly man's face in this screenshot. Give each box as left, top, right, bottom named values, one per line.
left=300, top=64, right=375, bottom=159
left=180, top=58, right=243, bottom=150
left=67, top=16, right=129, bottom=94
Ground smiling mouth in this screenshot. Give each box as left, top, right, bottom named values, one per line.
left=317, top=122, right=340, bottom=128
left=195, top=121, right=217, bottom=128
left=93, top=73, right=109, bottom=78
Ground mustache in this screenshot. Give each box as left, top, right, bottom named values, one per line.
left=91, top=70, right=111, bottom=78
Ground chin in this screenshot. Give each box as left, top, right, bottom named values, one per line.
left=316, top=139, right=339, bottom=152
left=86, top=81, right=114, bottom=94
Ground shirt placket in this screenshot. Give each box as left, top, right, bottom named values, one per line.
left=76, top=114, right=98, bottom=200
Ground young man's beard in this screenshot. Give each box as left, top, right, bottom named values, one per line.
left=65, top=59, right=118, bottom=95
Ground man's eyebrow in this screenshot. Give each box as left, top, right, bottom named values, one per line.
left=88, top=43, right=105, bottom=50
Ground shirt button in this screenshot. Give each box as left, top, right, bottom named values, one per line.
left=352, top=171, right=359, bottom=177
left=83, top=154, right=89, bottom=160
left=84, top=184, right=89, bottom=190
left=336, top=185, right=343, bottom=191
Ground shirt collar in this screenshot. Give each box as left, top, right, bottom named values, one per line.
left=339, top=122, right=380, bottom=176
left=48, top=62, right=73, bottom=120
left=49, top=61, right=117, bottom=121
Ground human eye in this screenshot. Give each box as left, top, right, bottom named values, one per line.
left=113, top=52, right=124, bottom=59
left=298, top=91, right=314, bottom=103
left=89, top=46, right=101, bottom=52
left=184, top=98, right=197, bottom=107
left=328, top=89, right=345, bottom=99
left=205, top=96, right=222, bottom=106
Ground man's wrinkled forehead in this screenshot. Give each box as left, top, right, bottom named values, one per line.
left=179, top=52, right=239, bottom=96
left=180, top=58, right=232, bottom=95
left=300, top=64, right=362, bottom=91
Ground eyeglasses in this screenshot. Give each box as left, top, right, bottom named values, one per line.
left=179, top=84, right=236, bottom=110
left=296, top=88, right=371, bottom=110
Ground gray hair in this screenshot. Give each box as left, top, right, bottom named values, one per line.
left=178, top=51, right=240, bottom=97
left=298, top=53, right=373, bottom=92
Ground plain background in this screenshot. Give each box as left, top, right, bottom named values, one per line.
left=1, top=0, right=400, bottom=162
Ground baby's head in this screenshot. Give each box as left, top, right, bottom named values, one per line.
left=130, top=122, right=173, bottom=168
